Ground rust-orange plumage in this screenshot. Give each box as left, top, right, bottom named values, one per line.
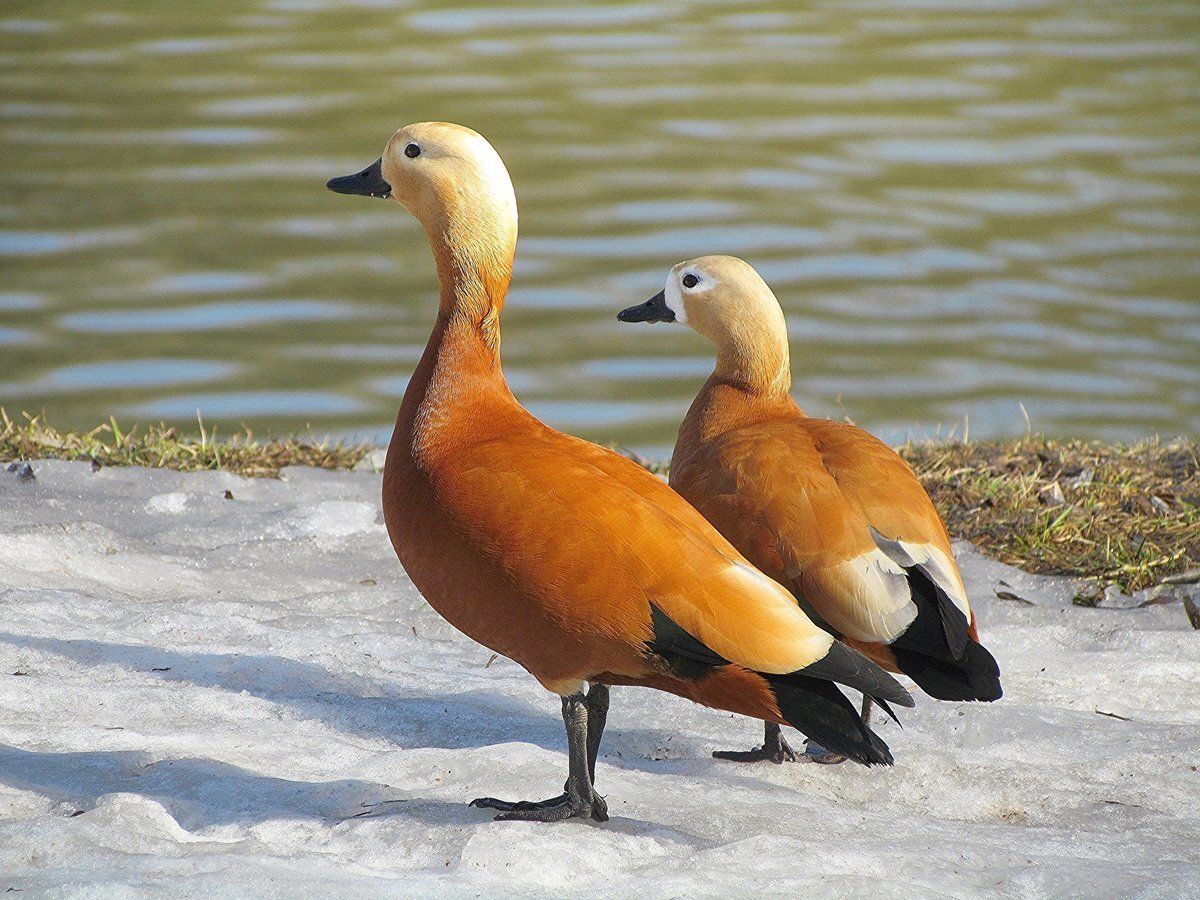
left=327, top=125, right=914, bottom=822
left=619, top=255, right=1001, bottom=763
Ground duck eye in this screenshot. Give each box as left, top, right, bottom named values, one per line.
left=682, top=273, right=699, bottom=288
left=404, top=143, right=421, bottom=159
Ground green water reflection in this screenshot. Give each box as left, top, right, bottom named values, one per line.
left=2, top=1, right=1198, bottom=453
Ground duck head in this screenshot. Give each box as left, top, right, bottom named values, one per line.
left=327, top=122, right=518, bottom=315
left=619, top=255, right=791, bottom=395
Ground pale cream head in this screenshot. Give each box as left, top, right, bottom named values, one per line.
left=378, top=122, right=517, bottom=237
left=620, top=255, right=792, bottom=395
left=328, top=122, right=519, bottom=318
left=665, top=255, right=784, bottom=340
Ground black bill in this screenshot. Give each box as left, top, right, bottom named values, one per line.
left=617, top=290, right=674, bottom=324
left=326, top=157, right=391, bottom=198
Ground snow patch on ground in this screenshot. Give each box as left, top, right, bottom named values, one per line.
left=146, top=491, right=189, bottom=514
left=0, top=459, right=1197, bottom=896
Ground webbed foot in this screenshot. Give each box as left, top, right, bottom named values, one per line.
left=712, top=721, right=800, bottom=764
left=712, top=742, right=799, bottom=764
left=470, top=789, right=607, bottom=822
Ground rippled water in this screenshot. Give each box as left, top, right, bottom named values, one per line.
left=2, top=1, right=1198, bottom=454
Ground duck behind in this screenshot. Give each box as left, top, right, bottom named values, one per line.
left=619, top=255, right=1001, bottom=763
left=327, top=127, right=914, bottom=822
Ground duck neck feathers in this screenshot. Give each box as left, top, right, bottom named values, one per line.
left=676, top=285, right=801, bottom=446
left=711, top=327, right=792, bottom=401
left=678, top=359, right=803, bottom=453
left=427, top=196, right=516, bottom=351
left=395, top=201, right=520, bottom=465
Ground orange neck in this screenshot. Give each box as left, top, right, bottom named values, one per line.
left=427, top=206, right=513, bottom=344
left=712, top=339, right=791, bottom=400
left=677, top=373, right=803, bottom=453
left=394, top=216, right=518, bottom=464
left=699, top=301, right=792, bottom=401
left=678, top=307, right=797, bottom=448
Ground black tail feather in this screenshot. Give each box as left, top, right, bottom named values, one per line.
left=799, top=640, right=915, bottom=708
left=766, top=674, right=893, bottom=766
left=871, top=696, right=902, bottom=727
left=645, top=600, right=909, bottom=763
left=889, top=565, right=1002, bottom=702
left=892, top=566, right=962, bottom=660
left=893, top=640, right=1002, bottom=702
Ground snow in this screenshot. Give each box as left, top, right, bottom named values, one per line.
left=1, top=459, right=1197, bottom=897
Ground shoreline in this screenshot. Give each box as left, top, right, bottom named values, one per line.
left=3, top=412, right=1196, bottom=594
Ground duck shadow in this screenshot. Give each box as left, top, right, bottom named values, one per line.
left=0, top=743, right=479, bottom=831
left=0, top=632, right=733, bottom=781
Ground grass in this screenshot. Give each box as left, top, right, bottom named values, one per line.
left=0, top=410, right=370, bottom=479
left=899, top=436, right=1198, bottom=593
left=3, top=411, right=1196, bottom=591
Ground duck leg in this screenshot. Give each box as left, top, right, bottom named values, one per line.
left=582, top=683, right=609, bottom=779
left=471, top=684, right=609, bottom=809
left=717, top=695, right=875, bottom=766
left=470, top=687, right=609, bottom=822
left=713, top=721, right=800, bottom=764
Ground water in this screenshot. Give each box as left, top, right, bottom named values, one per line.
left=1, top=0, right=1197, bottom=456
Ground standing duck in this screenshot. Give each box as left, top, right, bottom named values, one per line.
left=619, top=255, right=1001, bottom=764
left=326, top=126, right=914, bottom=822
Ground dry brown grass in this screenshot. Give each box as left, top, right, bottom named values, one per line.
left=899, top=436, right=1198, bottom=592
left=4, top=411, right=1196, bottom=590
left=0, top=410, right=369, bottom=479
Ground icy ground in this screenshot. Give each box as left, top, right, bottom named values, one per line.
left=1, top=459, right=1197, bottom=898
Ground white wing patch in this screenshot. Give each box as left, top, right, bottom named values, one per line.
left=870, top=528, right=971, bottom=618
left=812, top=548, right=917, bottom=643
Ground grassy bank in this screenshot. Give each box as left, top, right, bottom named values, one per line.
left=900, top=438, right=1197, bottom=595
left=3, top=411, right=1196, bottom=592
left=0, top=411, right=368, bottom=478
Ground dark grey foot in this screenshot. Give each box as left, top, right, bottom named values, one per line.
left=802, top=740, right=847, bottom=765
left=712, top=742, right=799, bottom=764
left=470, top=792, right=567, bottom=813
left=470, top=790, right=607, bottom=822
left=713, top=721, right=800, bottom=764
left=471, top=687, right=611, bottom=824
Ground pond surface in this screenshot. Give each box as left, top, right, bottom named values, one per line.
left=2, top=0, right=1198, bottom=454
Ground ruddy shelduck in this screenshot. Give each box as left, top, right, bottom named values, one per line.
left=327, top=126, right=913, bottom=823
left=619, top=255, right=1001, bottom=764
